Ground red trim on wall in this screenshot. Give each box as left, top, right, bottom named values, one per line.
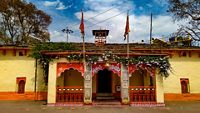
left=0, top=92, right=47, bottom=100
left=164, top=93, right=200, bottom=101
left=16, top=77, right=26, bottom=84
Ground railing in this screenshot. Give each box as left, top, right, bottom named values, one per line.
left=56, top=86, right=84, bottom=102
left=129, top=86, right=156, bottom=102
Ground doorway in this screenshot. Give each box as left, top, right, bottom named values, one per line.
left=97, top=68, right=112, bottom=93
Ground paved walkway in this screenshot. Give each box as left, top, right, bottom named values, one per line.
left=0, top=101, right=200, bottom=113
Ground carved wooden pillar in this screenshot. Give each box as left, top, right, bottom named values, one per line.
left=121, top=64, right=130, bottom=104
left=84, top=63, right=92, bottom=104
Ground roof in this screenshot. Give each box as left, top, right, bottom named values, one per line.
left=1, top=43, right=200, bottom=56
left=40, top=42, right=200, bottom=56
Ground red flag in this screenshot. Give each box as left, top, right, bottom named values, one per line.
left=124, top=14, right=130, bottom=40
left=79, top=11, right=84, bottom=35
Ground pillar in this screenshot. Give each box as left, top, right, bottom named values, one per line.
left=84, top=64, right=92, bottom=104
left=121, top=64, right=130, bottom=104
left=155, top=72, right=164, bottom=103
left=47, top=61, right=57, bottom=104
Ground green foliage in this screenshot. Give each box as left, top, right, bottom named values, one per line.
left=0, top=0, right=51, bottom=45
left=168, top=0, right=200, bottom=41
left=30, top=42, right=78, bottom=84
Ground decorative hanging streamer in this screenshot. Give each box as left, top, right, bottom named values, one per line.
left=128, top=64, right=156, bottom=77
left=128, top=64, right=137, bottom=76
left=92, top=63, right=121, bottom=76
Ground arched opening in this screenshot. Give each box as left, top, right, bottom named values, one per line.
left=57, top=68, right=83, bottom=86
left=56, top=68, right=84, bottom=102
left=18, top=80, right=25, bottom=94
left=129, top=69, right=156, bottom=102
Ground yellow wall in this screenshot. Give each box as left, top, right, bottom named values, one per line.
left=0, top=50, right=35, bottom=92
left=0, top=50, right=46, bottom=93
left=163, top=52, right=200, bottom=94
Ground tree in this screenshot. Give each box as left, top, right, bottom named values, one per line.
left=0, top=0, right=52, bottom=45
left=168, top=0, right=200, bottom=41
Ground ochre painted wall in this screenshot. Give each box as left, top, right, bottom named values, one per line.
left=164, top=52, right=200, bottom=101
left=0, top=51, right=35, bottom=92
left=0, top=50, right=46, bottom=100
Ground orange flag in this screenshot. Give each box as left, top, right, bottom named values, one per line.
left=124, top=14, right=130, bottom=40
left=79, top=11, right=84, bottom=35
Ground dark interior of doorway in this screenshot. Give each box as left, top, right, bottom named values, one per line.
left=97, top=68, right=112, bottom=93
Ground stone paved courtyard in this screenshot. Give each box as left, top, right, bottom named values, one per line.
left=0, top=101, right=200, bottom=113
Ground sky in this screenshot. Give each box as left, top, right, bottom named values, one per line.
left=27, top=0, right=184, bottom=43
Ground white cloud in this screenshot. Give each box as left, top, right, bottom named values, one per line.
left=46, top=0, right=185, bottom=43
left=43, top=0, right=71, bottom=10
left=50, top=30, right=82, bottom=42
left=43, top=0, right=58, bottom=7
left=73, top=10, right=186, bottom=43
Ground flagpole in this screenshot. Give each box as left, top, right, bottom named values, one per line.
left=127, top=10, right=129, bottom=59
left=127, top=33, right=129, bottom=59
left=80, top=10, right=86, bottom=73
left=82, top=33, right=86, bottom=64
left=150, top=13, right=152, bottom=51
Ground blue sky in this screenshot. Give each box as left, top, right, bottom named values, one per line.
left=27, top=0, right=183, bottom=43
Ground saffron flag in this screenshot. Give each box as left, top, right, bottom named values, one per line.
left=124, top=14, right=130, bottom=40
left=79, top=11, right=84, bottom=35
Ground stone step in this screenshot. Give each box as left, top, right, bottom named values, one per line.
left=96, top=93, right=113, bottom=96
left=93, top=101, right=122, bottom=107
left=96, top=96, right=115, bottom=100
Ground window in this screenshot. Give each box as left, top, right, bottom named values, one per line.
left=16, top=77, right=26, bottom=94
left=180, top=78, right=189, bottom=94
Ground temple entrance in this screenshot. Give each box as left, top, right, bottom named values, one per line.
left=97, top=68, right=112, bottom=93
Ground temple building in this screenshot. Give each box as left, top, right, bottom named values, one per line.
left=0, top=41, right=200, bottom=107
left=0, top=29, right=200, bottom=106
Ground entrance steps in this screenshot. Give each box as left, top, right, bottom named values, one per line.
left=93, top=100, right=122, bottom=107
left=96, top=93, right=115, bottom=100
left=94, top=93, right=121, bottom=107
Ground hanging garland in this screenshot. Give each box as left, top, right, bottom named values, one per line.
left=65, top=51, right=171, bottom=77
